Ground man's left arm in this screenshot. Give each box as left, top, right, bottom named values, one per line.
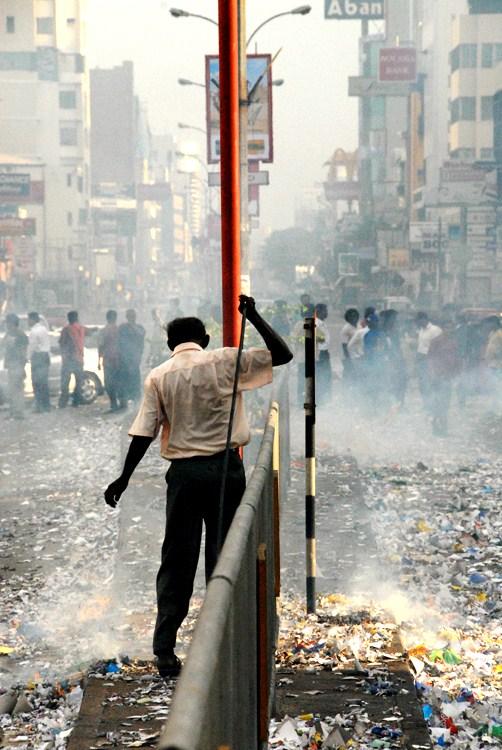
left=239, top=296, right=293, bottom=366
left=104, top=436, right=153, bottom=507
left=104, top=377, right=162, bottom=508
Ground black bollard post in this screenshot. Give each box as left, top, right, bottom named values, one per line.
left=304, top=316, right=316, bottom=615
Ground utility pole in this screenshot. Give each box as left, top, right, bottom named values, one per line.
left=218, top=0, right=242, bottom=347
left=238, top=0, right=250, bottom=295
left=437, top=217, right=443, bottom=308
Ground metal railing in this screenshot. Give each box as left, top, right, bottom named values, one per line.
left=158, top=372, right=290, bottom=750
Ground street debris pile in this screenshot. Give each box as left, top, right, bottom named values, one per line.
left=269, top=415, right=501, bottom=749
left=271, top=596, right=415, bottom=750
left=364, top=456, right=502, bottom=749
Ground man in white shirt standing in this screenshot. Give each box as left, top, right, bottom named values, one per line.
left=104, top=296, right=293, bottom=679
left=28, top=311, right=51, bottom=413
left=416, top=312, right=442, bottom=412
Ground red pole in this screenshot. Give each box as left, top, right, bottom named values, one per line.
left=218, top=0, right=242, bottom=347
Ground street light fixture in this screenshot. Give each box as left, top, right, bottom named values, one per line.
left=169, top=5, right=311, bottom=46
left=178, top=77, right=205, bottom=88
left=247, top=6, right=311, bottom=47
left=178, top=122, right=207, bottom=135
left=169, top=7, right=218, bottom=26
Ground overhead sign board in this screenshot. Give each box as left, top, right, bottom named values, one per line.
left=0, top=173, right=30, bottom=198
left=0, top=217, right=36, bottom=236
left=208, top=170, right=269, bottom=188
left=379, top=48, right=417, bottom=82
left=410, top=222, right=448, bottom=252
left=325, top=0, right=384, bottom=19
left=206, top=54, right=273, bottom=164
left=324, top=181, right=360, bottom=201
left=348, top=76, right=412, bottom=97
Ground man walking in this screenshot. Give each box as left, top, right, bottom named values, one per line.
left=118, top=309, right=145, bottom=404
left=3, top=314, right=28, bottom=420
left=98, top=310, right=124, bottom=412
left=416, top=312, right=442, bottom=412
left=28, top=312, right=51, bottom=413
left=59, top=310, right=87, bottom=408
left=104, top=296, right=292, bottom=679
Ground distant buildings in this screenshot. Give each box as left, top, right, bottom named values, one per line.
left=0, top=0, right=90, bottom=307
left=341, top=0, right=502, bottom=307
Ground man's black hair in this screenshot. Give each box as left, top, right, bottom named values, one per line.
left=28, top=311, right=40, bottom=323
left=345, top=308, right=359, bottom=324
left=68, top=310, right=78, bottom=324
left=364, top=306, right=376, bottom=319
left=106, top=309, right=117, bottom=323
left=167, top=317, right=207, bottom=347
left=6, top=313, right=19, bottom=326
left=416, top=311, right=428, bottom=322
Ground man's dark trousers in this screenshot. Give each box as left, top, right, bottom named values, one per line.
left=31, top=352, right=50, bottom=411
left=153, top=450, right=246, bottom=659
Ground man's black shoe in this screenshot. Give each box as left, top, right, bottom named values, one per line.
left=156, top=654, right=182, bottom=679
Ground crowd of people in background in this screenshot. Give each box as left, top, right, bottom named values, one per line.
left=3, top=292, right=502, bottom=436
left=2, top=308, right=146, bottom=420
left=340, top=305, right=502, bottom=436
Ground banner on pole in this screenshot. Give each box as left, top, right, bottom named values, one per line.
left=206, top=54, right=273, bottom=165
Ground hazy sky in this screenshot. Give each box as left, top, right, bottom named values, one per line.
left=86, top=1, right=360, bottom=233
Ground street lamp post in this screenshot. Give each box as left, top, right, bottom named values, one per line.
left=246, top=5, right=311, bottom=47
left=178, top=122, right=207, bottom=135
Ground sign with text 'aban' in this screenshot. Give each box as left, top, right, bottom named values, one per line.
left=325, top=0, right=384, bottom=20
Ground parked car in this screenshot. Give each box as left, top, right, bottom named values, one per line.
left=0, top=325, right=105, bottom=406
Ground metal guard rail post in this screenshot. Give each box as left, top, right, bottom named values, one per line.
left=158, top=371, right=290, bottom=750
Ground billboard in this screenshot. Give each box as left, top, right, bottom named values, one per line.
left=0, top=174, right=30, bottom=198
left=324, top=181, right=360, bottom=201
left=379, top=48, right=417, bottom=82
left=325, top=0, right=384, bottom=19
left=206, top=54, right=273, bottom=164
left=410, top=222, right=448, bottom=253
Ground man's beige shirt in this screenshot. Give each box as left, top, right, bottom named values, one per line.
left=129, top=342, right=273, bottom=459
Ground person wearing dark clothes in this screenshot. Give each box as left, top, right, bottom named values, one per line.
left=428, top=320, right=461, bottom=436
left=104, top=296, right=293, bottom=680
left=98, top=309, right=124, bottom=412
left=381, top=309, right=407, bottom=408
left=27, top=312, right=51, bottom=413
left=271, top=300, right=291, bottom=338
left=3, top=314, right=28, bottom=419
left=118, top=309, right=145, bottom=403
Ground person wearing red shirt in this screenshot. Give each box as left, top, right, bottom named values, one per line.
left=58, top=310, right=93, bottom=408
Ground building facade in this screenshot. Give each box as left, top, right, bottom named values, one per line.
left=0, top=0, right=90, bottom=307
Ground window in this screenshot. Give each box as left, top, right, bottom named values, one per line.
left=481, top=96, right=494, bottom=120
left=6, top=16, right=15, bottom=33
left=79, top=208, right=87, bottom=225
left=482, top=44, right=493, bottom=68
left=77, top=175, right=83, bottom=193
left=0, top=51, right=37, bottom=71
left=451, top=147, right=476, bottom=160
left=67, top=212, right=73, bottom=226
left=74, top=54, right=85, bottom=73
left=496, top=44, right=502, bottom=63
left=480, top=147, right=494, bottom=160
left=66, top=173, right=72, bottom=187
left=451, top=97, right=476, bottom=123
left=60, top=126, right=77, bottom=146
left=59, top=90, right=76, bottom=109
left=36, top=17, right=54, bottom=34
left=451, top=44, right=477, bottom=71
